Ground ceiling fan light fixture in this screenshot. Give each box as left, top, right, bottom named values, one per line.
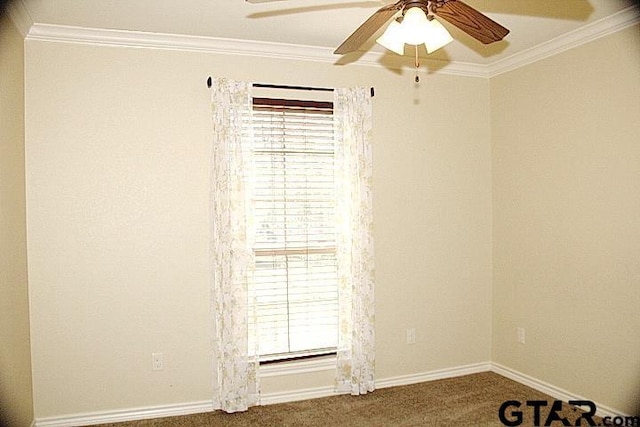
left=423, top=18, right=453, bottom=53
left=376, top=20, right=405, bottom=55
left=401, top=6, right=430, bottom=45
left=376, top=6, right=453, bottom=56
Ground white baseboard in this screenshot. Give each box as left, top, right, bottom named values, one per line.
left=376, top=361, right=492, bottom=389
left=35, top=401, right=213, bottom=427
left=259, top=361, right=492, bottom=406
left=260, top=385, right=344, bottom=406
left=490, top=362, right=631, bottom=419
left=34, top=361, right=630, bottom=426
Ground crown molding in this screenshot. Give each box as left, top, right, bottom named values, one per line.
left=27, top=23, right=339, bottom=62
left=22, top=5, right=639, bottom=79
left=7, top=0, right=34, bottom=37
left=25, top=22, right=488, bottom=77
left=487, top=5, right=640, bottom=78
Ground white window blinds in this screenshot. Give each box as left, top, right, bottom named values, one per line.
left=249, top=97, right=338, bottom=362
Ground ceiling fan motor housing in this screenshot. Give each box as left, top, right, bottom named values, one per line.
left=403, top=1, right=430, bottom=14
left=402, top=1, right=445, bottom=20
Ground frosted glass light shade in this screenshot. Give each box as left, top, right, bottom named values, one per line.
left=423, top=18, right=453, bottom=53
left=401, top=7, right=430, bottom=45
left=376, top=20, right=405, bottom=55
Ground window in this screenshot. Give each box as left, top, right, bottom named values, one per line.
left=210, top=79, right=374, bottom=409
left=248, top=97, right=338, bottom=362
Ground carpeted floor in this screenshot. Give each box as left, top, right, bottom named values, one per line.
left=94, top=372, right=602, bottom=426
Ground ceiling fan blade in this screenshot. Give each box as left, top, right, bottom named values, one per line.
left=432, top=0, right=509, bottom=44
left=334, top=1, right=404, bottom=55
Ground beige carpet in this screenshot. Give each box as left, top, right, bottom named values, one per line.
left=94, top=372, right=602, bottom=427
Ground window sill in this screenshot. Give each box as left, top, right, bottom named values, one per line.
left=259, top=354, right=336, bottom=377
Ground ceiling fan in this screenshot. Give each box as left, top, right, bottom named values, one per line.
left=246, top=0, right=510, bottom=56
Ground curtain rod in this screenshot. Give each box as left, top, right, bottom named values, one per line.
left=206, top=77, right=375, bottom=97
left=254, top=83, right=333, bottom=92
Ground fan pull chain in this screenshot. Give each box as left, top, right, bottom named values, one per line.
left=414, top=45, right=420, bottom=83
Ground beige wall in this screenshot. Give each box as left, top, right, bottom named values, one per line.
left=20, top=16, right=640, bottom=423
left=491, top=25, right=640, bottom=414
left=0, top=14, right=34, bottom=427
left=24, top=41, right=492, bottom=418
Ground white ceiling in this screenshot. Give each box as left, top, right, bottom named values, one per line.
left=15, top=0, right=640, bottom=67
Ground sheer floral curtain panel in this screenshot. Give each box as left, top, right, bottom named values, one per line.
left=209, top=80, right=375, bottom=410
left=209, top=77, right=259, bottom=413
left=334, top=87, right=376, bottom=396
